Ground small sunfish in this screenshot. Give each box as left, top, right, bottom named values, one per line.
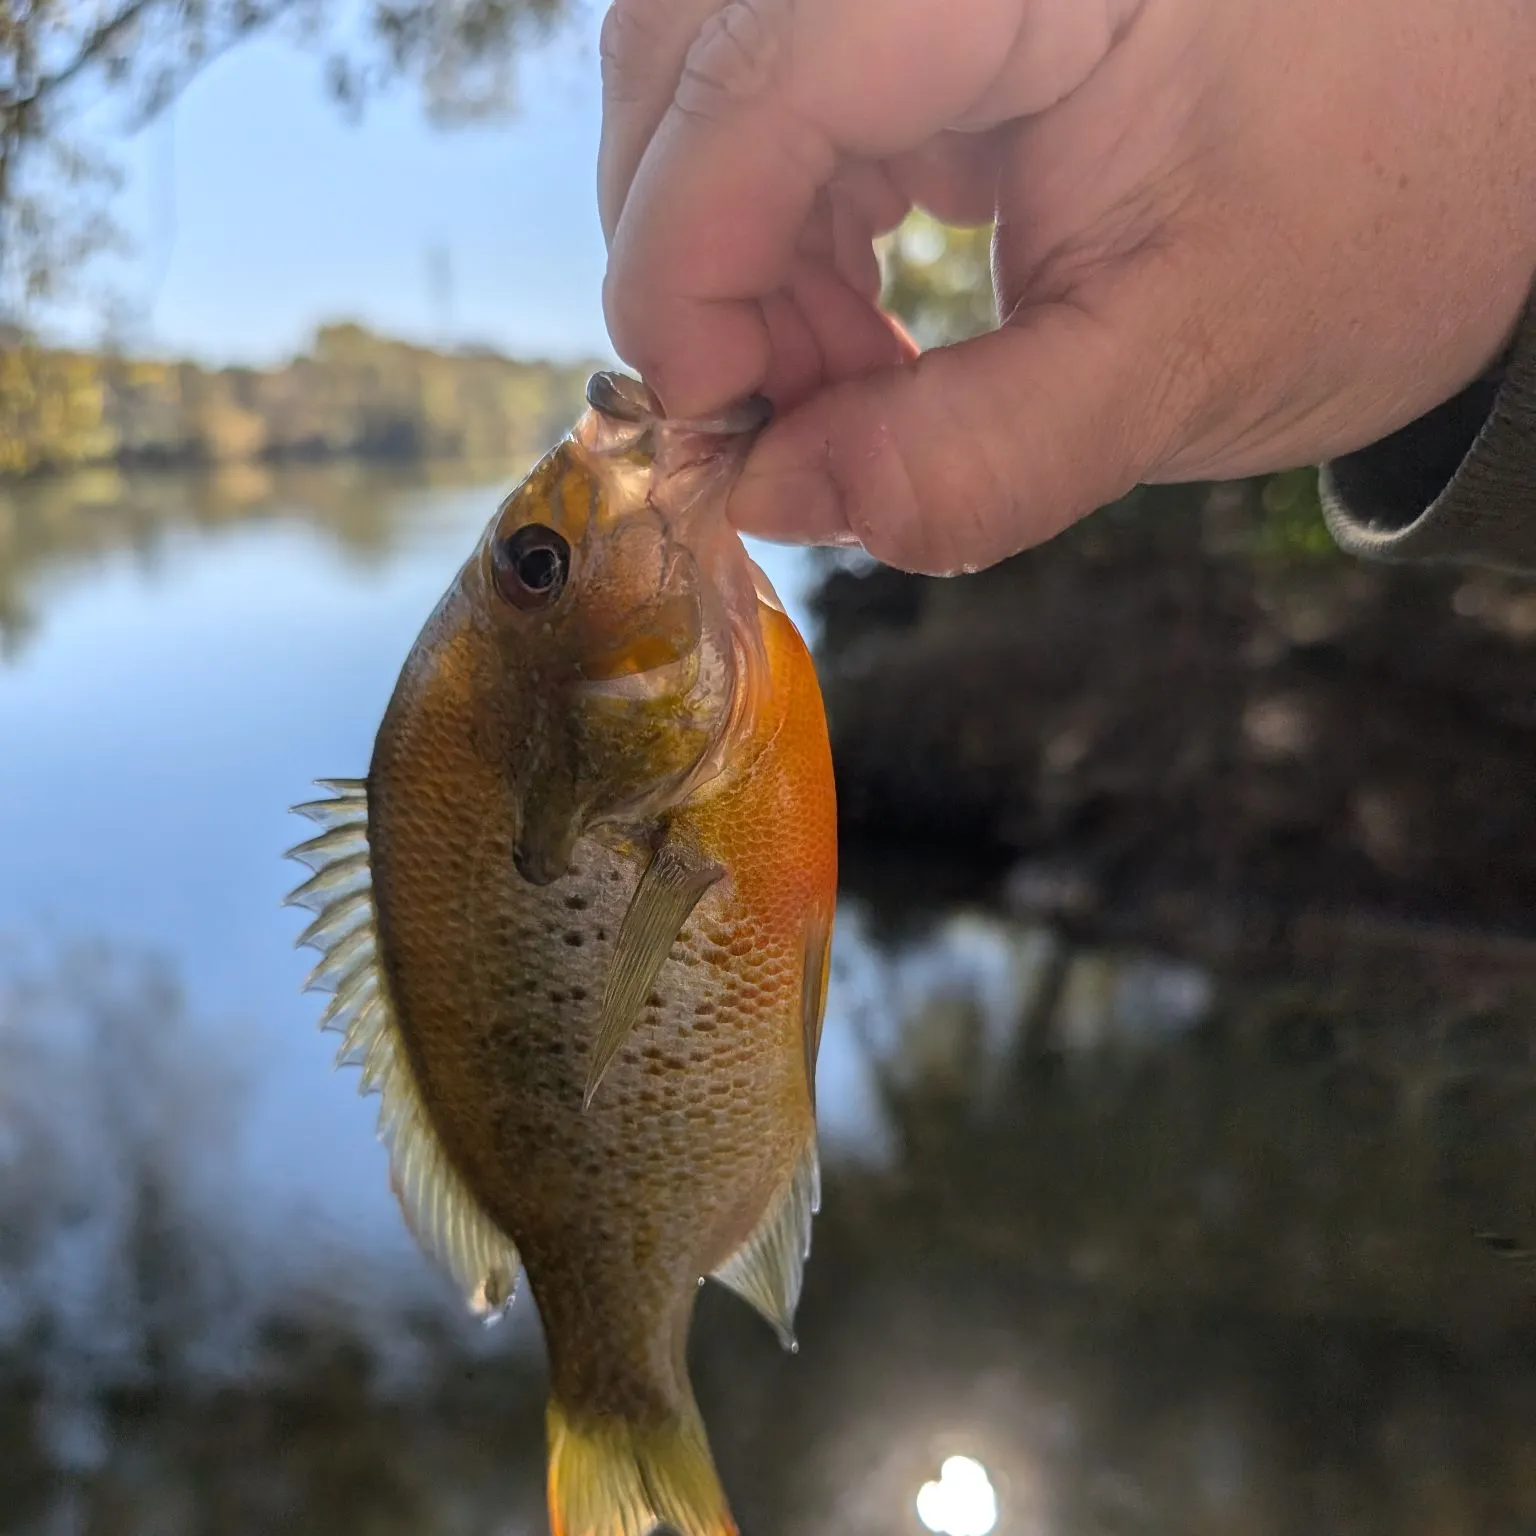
left=285, top=371, right=837, bottom=1536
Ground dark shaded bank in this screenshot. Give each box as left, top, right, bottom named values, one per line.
left=812, top=476, right=1536, bottom=943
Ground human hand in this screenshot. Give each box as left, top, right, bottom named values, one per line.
left=598, top=0, right=1536, bottom=575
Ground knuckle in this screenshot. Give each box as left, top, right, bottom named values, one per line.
left=599, top=0, right=683, bottom=98
left=676, top=0, right=787, bottom=120
left=877, top=378, right=1012, bottom=575
left=831, top=423, right=941, bottom=576
left=600, top=268, right=643, bottom=363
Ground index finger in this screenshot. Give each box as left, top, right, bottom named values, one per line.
left=603, top=0, right=1031, bottom=417
left=597, top=0, right=724, bottom=244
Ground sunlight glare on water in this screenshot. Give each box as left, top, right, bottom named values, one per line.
left=916, top=1454, right=999, bottom=1536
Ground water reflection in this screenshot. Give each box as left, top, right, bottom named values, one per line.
left=4, top=467, right=1536, bottom=1535
left=0, top=460, right=527, bottom=661
left=917, top=1456, right=999, bottom=1536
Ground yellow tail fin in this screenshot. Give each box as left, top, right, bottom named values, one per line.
left=546, top=1397, right=737, bottom=1536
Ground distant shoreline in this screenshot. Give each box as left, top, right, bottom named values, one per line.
left=0, top=321, right=602, bottom=483
left=2, top=435, right=524, bottom=482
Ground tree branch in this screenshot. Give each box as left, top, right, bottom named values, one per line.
left=29, top=0, right=161, bottom=106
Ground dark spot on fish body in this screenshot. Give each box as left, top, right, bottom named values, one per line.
left=563, top=932, right=585, bottom=947
left=548, top=989, right=565, bottom=1005
left=645, top=991, right=663, bottom=1009
left=564, top=892, right=589, bottom=911
left=568, top=985, right=587, bottom=1002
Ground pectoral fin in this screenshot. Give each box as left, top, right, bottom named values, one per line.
left=584, top=834, right=722, bottom=1109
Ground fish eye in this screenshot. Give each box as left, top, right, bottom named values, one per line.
left=492, top=523, right=571, bottom=610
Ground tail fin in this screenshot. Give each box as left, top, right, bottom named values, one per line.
left=546, top=1397, right=737, bottom=1536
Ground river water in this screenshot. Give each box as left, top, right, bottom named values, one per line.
left=3, top=462, right=1536, bottom=1536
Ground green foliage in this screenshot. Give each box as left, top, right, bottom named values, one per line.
left=0, top=0, right=572, bottom=318
left=879, top=210, right=997, bottom=349
left=1257, top=466, right=1338, bottom=561
left=0, top=321, right=595, bottom=477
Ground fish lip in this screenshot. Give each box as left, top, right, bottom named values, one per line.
left=671, top=392, right=773, bottom=438
left=586, top=369, right=658, bottom=424
left=584, top=370, right=773, bottom=440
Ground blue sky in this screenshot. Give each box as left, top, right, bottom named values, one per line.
left=57, top=3, right=615, bottom=366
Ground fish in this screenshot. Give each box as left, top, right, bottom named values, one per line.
left=285, top=370, right=838, bottom=1536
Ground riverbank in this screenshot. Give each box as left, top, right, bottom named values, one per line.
left=816, top=473, right=1536, bottom=946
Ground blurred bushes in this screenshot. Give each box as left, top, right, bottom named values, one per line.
left=879, top=209, right=997, bottom=349
left=0, top=322, right=596, bottom=479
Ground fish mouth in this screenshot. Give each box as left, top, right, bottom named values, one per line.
left=584, top=370, right=772, bottom=442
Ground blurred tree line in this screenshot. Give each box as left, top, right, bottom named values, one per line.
left=0, top=321, right=596, bottom=477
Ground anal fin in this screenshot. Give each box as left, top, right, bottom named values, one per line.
left=585, top=834, right=721, bottom=1109
left=710, top=1137, right=821, bottom=1351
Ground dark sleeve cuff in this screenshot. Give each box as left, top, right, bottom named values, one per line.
left=1319, top=292, right=1536, bottom=574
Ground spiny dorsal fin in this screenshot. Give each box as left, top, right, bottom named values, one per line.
left=709, top=1137, right=820, bottom=1352
left=286, top=780, right=521, bottom=1321
left=584, top=835, right=722, bottom=1110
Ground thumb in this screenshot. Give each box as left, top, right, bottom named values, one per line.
left=727, top=295, right=1169, bottom=575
